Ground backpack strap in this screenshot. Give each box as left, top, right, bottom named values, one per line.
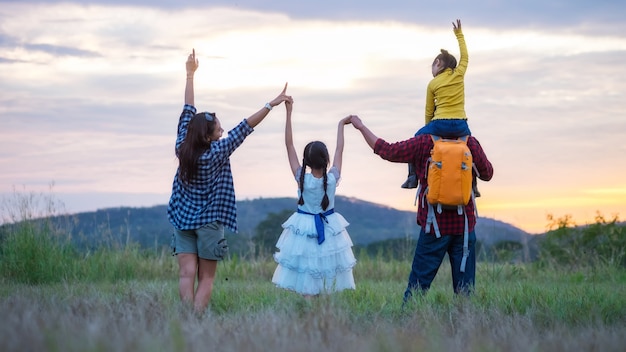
left=414, top=157, right=430, bottom=206
left=425, top=202, right=442, bottom=238
left=460, top=210, right=469, bottom=273
left=472, top=163, right=480, bottom=217
left=472, top=190, right=478, bottom=217
left=426, top=201, right=469, bottom=272
left=413, top=183, right=421, bottom=206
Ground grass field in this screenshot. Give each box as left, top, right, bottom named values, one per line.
left=1, top=253, right=625, bottom=352
left=1, top=194, right=624, bottom=351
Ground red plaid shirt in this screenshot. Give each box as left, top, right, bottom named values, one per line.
left=374, top=134, right=493, bottom=236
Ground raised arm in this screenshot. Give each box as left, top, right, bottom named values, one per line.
left=453, top=19, right=468, bottom=75
left=184, top=49, right=199, bottom=106
left=349, top=115, right=379, bottom=151
left=332, top=116, right=353, bottom=173
left=246, top=83, right=292, bottom=128
left=284, top=99, right=300, bottom=177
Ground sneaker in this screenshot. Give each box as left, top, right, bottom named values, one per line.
left=401, top=175, right=418, bottom=189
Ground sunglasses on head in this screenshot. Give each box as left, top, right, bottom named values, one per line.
left=204, top=112, right=216, bottom=121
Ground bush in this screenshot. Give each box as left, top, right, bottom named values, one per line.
left=0, top=188, right=77, bottom=284
left=0, top=188, right=178, bottom=284
left=0, top=219, right=77, bottom=284
left=538, top=213, right=625, bottom=268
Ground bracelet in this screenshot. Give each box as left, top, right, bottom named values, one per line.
left=264, top=102, right=273, bottom=111
left=186, top=76, right=194, bottom=80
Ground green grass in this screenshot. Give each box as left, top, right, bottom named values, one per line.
left=1, top=194, right=625, bottom=351
left=1, top=262, right=625, bottom=351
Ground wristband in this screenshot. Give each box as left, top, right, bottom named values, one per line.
left=264, top=102, right=273, bottom=111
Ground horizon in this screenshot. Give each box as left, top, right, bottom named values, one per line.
left=0, top=189, right=614, bottom=235
left=1, top=1, right=625, bottom=234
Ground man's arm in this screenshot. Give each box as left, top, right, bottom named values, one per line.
left=350, top=115, right=422, bottom=163
left=349, top=115, right=378, bottom=150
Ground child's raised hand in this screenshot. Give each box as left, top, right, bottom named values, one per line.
left=452, top=19, right=462, bottom=31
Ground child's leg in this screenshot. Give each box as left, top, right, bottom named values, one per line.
left=431, top=119, right=471, bottom=137
left=401, top=163, right=418, bottom=189
left=414, top=123, right=433, bottom=137
left=401, top=125, right=432, bottom=189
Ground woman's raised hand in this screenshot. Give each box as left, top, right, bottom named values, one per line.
left=186, top=49, right=199, bottom=77
left=269, top=82, right=293, bottom=108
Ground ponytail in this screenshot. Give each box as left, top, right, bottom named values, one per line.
left=297, top=159, right=306, bottom=206
left=321, top=170, right=329, bottom=210
left=437, top=49, right=457, bottom=71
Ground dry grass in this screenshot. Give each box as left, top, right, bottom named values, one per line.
left=2, top=190, right=624, bottom=351
left=1, top=262, right=625, bottom=352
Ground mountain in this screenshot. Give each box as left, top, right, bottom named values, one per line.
left=2, top=196, right=533, bottom=255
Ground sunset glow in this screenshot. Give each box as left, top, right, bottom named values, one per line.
left=1, top=2, right=625, bottom=234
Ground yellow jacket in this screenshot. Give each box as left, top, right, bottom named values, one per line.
left=425, top=29, right=468, bottom=124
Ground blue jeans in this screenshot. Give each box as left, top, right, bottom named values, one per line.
left=404, top=229, right=476, bottom=301
left=415, top=119, right=471, bottom=137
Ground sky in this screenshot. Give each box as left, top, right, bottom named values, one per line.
left=1, top=0, right=625, bottom=234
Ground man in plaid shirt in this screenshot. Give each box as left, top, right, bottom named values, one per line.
left=348, top=115, right=493, bottom=299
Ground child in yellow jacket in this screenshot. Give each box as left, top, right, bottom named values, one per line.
left=402, top=19, right=479, bottom=196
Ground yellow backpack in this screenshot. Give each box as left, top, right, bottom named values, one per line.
left=426, top=135, right=473, bottom=208
left=423, top=135, right=476, bottom=273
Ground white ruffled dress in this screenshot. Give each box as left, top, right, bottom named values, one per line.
left=272, top=167, right=357, bottom=295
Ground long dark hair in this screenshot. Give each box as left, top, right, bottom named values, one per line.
left=434, top=49, right=457, bottom=75
left=298, top=141, right=330, bottom=210
left=177, top=112, right=217, bottom=184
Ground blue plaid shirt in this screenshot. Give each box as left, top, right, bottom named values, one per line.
left=167, top=104, right=254, bottom=232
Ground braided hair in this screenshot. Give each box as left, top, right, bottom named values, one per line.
left=177, top=112, right=217, bottom=184
left=433, top=49, right=457, bottom=75
left=297, top=141, right=330, bottom=210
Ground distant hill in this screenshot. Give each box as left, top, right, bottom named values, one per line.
left=1, top=196, right=534, bottom=257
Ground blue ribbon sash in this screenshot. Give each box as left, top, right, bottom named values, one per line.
left=296, top=208, right=335, bottom=244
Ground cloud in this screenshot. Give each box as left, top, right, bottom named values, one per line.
left=0, top=2, right=625, bottom=233
left=7, top=0, right=626, bottom=34
left=24, top=43, right=100, bottom=57
left=0, top=57, right=20, bottom=63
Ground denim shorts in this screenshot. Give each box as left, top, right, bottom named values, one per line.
left=171, top=221, right=228, bottom=260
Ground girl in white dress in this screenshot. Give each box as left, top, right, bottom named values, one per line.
left=271, top=100, right=357, bottom=296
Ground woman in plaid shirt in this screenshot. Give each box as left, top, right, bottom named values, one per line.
left=167, top=49, right=292, bottom=315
